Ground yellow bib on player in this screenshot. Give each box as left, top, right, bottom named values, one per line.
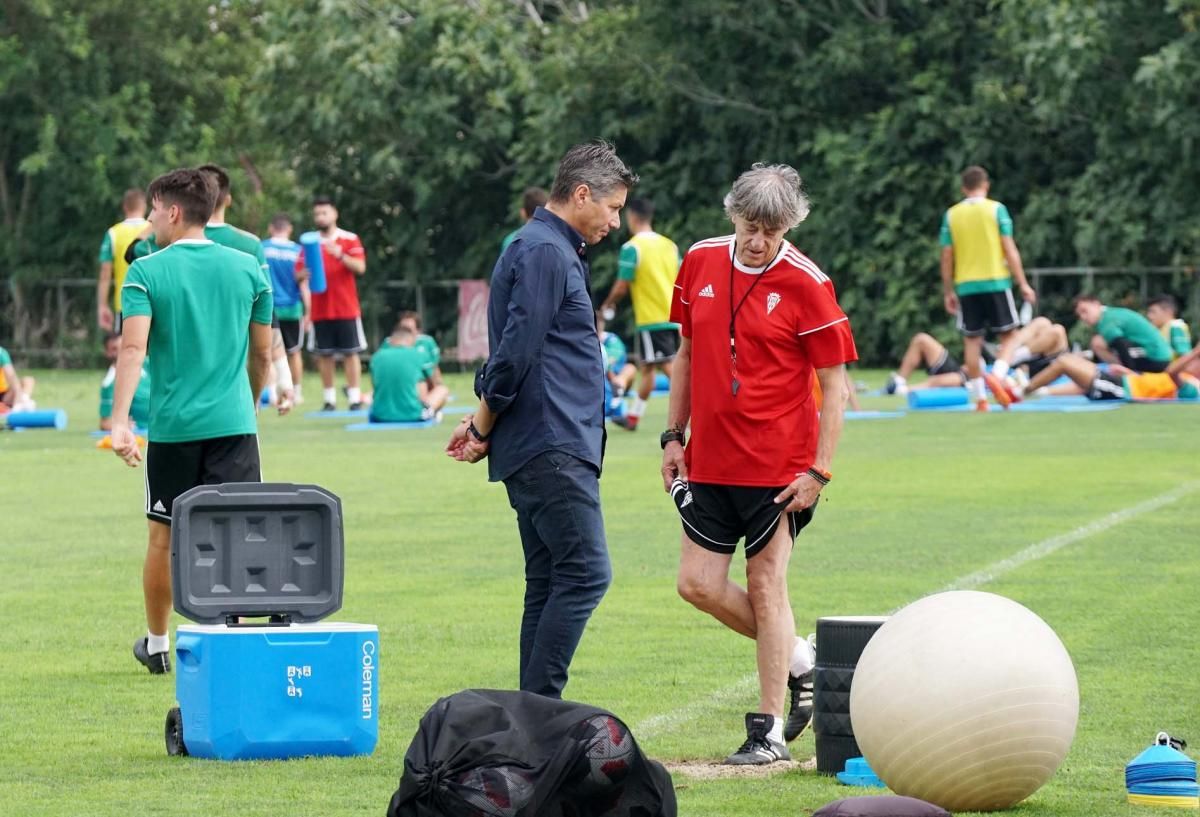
left=108, top=219, right=148, bottom=312
left=624, top=232, right=680, bottom=329
left=947, top=198, right=1008, bottom=288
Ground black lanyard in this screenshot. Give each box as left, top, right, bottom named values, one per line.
left=728, top=241, right=782, bottom=396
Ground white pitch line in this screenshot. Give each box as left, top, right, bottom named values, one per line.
left=634, top=480, right=1200, bottom=740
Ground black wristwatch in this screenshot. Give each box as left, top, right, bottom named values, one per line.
left=660, top=428, right=685, bottom=449
left=468, top=422, right=490, bottom=443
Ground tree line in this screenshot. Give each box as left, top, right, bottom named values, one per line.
left=3, top=0, right=1197, bottom=363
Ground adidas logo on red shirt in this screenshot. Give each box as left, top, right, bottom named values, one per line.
left=698, top=284, right=715, bottom=298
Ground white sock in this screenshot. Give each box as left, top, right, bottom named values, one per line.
left=630, top=397, right=647, bottom=418
left=968, top=377, right=986, bottom=401
left=789, top=636, right=815, bottom=677
left=766, top=716, right=785, bottom=745
left=323, top=387, right=337, bottom=405
left=893, top=373, right=907, bottom=387
left=1012, top=384, right=1026, bottom=399
left=992, top=359, right=1009, bottom=379
left=1010, top=345, right=1032, bottom=365
left=147, top=631, right=170, bottom=655
left=293, top=383, right=303, bottom=401
left=347, top=386, right=362, bottom=404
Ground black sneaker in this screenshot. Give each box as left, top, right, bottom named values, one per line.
left=784, top=669, right=814, bottom=741
left=322, top=402, right=337, bottom=412
left=348, top=402, right=363, bottom=411
left=133, top=637, right=171, bottom=674
left=724, top=713, right=790, bottom=765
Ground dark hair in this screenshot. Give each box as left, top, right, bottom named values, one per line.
left=122, top=188, right=146, bottom=212
left=147, top=168, right=216, bottom=226
left=961, top=165, right=989, bottom=190
left=1148, top=293, right=1178, bottom=313
left=521, top=187, right=549, bottom=216
left=312, top=195, right=335, bottom=208
left=397, top=310, right=423, bottom=330
left=549, top=140, right=637, bottom=203
left=196, top=163, right=231, bottom=201
left=1072, top=293, right=1102, bottom=308
left=627, top=197, right=654, bottom=222
left=269, top=212, right=293, bottom=232
left=102, top=331, right=120, bottom=345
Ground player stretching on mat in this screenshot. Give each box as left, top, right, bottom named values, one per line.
left=111, top=168, right=274, bottom=674
left=663, top=164, right=858, bottom=765
left=369, top=323, right=448, bottom=424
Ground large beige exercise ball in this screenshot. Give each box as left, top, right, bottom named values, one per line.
left=849, top=591, right=1078, bottom=812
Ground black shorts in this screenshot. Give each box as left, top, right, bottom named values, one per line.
left=309, top=317, right=367, bottom=356
left=145, top=434, right=261, bottom=523
left=957, top=290, right=1019, bottom=337
left=114, top=312, right=124, bottom=335
left=1088, top=371, right=1127, bottom=401
left=637, top=328, right=679, bottom=364
left=1108, top=338, right=1169, bottom=373
left=927, top=348, right=963, bottom=378
left=671, top=479, right=816, bottom=558
left=278, top=318, right=302, bottom=353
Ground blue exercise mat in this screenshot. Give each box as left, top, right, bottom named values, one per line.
left=845, top=410, right=905, bottom=420
left=345, top=419, right=438, bottom=431
left=441, top=406, right=473, bottom=415
left=306, top=409, right=369, bottom=419
left=918, top=401, right=1123, bottom=414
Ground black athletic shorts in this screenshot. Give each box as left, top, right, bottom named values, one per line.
left=927, top=348, right=963, bottom=378
left=670, top=479, right=816, bottom=558
left=957, top=290, right=1019, bottom=337
left=637, top=328, right=679, bottom=364
left=309, top=317, right=367, bottom=356
left=114, top=312, right=124, bottom=335
left=1088, top=371, right=1127, bottom=401
left=1108, top=338, right=1169, bottom=373
left=278, top=318, right=302, bottom=354
left=145, top=434, right=261, bottom=523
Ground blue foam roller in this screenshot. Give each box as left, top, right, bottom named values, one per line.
left=845, top=410, right=905, bottom=420
left=6, top=409, right=67, bottom=429
left=305, top=409, right=369, bottom=419
left=907, top=387, right=969, bottom=409
left=345, top=420, right=436, bottom=431
left=654, top=372, right=669, bottom=391
left=299, top=231, right=327, bottom=294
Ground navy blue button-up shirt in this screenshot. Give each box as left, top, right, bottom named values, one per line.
left=478, top=207, right=605, bottom=482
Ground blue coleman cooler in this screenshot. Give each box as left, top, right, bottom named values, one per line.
left=164, top=483, right=379, bottom=760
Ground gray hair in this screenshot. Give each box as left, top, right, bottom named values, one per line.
left=549, top=140, right=638, bottom=202
left=723, top=163, right=810, bottom=231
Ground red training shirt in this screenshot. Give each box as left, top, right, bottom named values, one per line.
left=295, top=229, right=366, bottom=321
left=670, top=235, right=858, bottom=487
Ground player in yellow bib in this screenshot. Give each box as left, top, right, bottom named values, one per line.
left=598, top=198, right=681, bottom=430
left=96, top=188, right=148, bottom=332
left=939, top=166, right=1036, bottom=411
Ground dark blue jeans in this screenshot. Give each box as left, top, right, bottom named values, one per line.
left=503, top=450, right=611, bottom=698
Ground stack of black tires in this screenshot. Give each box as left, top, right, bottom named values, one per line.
left=812, top=616, right=888, bottom=775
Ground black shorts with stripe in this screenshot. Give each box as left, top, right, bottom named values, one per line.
left=957, top=290, right=1019, bottom=337
left=145, top=434, right=261, bottom=523
left=1108, top=338, right=1169, bottom=373
left=638, top=327, right=679, bottom=364
left=278, top=318, right=302, bottom=353
left=671, top=479, right=816, bottom=558
left=927, top=348, right=964, bottom=378
left=309, top=317, right=367, bottom=356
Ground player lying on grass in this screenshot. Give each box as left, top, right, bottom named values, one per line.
left=0, top=345, right=36, bottom=413
left=1014, top=352, right=1199, bottom=401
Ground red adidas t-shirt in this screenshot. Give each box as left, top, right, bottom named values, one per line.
left=295, top=229, right=366, bottom=321
left=670, top=236, right=858, bottom=487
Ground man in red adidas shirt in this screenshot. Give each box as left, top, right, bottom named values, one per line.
left=296, top=195, right=368, bottom=410
left=661, top=163, right=857, bottom=766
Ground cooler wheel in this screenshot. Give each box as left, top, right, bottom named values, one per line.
left=165, top=706, right=188, bottom=756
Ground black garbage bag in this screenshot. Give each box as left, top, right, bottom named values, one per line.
left=387, top=689, right=677, bottom=817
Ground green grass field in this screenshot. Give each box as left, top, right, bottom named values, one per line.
left=2, top=368, right=1198, bottom=816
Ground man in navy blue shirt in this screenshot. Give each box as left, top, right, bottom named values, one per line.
left=447, top=140, right=637, bottom=698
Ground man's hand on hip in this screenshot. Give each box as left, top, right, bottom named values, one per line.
left=661, top=441, right=687, bottom=491
left=774, top=473, right=821, bottom=512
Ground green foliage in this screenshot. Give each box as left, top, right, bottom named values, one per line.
left=3, top=0, right=1199, bottom=361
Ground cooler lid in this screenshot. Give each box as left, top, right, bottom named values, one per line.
left=171, top=482, right=344, bottom=624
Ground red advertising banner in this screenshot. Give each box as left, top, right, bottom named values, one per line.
left=456, top=279, right=490, bottom=362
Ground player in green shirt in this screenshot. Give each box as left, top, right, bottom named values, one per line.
left=499, top=187, right=549, bottom=253
left=1073, top=294, right=1172, bottom=373
left=1146, top=294, right=1193, bottom=359
left=369, top=323, right=448, bottom=423
left=99, top=333, right=151, bottom=430
left=0, top=345, right=36, bottom=412
left=111, top=167, right=274, bottom=675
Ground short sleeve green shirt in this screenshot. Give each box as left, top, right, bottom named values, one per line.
left=205, top=223, right=269, bottom=275
left=98, top=230, right=114, bottom=263
left=415, top=334, right=440, bottom=375
left=1095, top=306, right=1172, bottom=364
left=369, top=343, right=431, bottom=423
left=100, top=364, right=152, bottom=426
left=0, top=346, right=11, bottom=367
left=121, top=239, right=273, bottom=442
